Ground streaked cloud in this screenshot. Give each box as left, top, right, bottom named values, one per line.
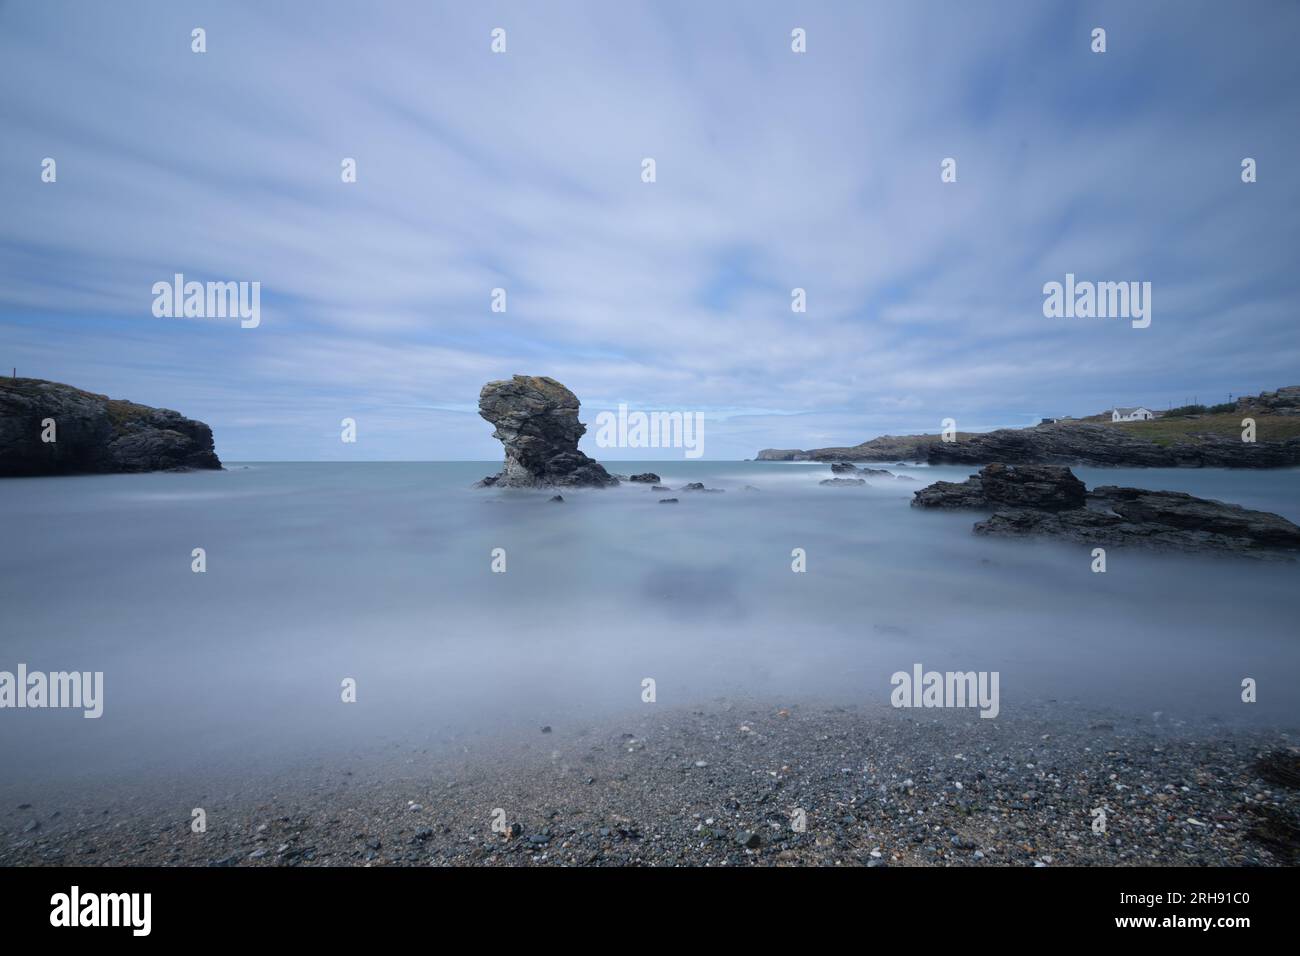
left=2, top=0, right=1297, bottom=459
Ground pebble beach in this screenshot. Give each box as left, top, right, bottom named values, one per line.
left=4, top=700, right=1297, bottom=867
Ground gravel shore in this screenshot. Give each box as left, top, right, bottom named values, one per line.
left=4, top=700, right=1297, bottom=867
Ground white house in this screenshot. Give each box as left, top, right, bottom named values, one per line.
left=1111, top=406, right=1154, bottom=422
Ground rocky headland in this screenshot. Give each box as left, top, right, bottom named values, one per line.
left=0, top=377, right=221, bottom=477
left=759, top=385, right=1300, bottom=468
left=912, top=463, right=1300, bottom=559
left=476, top=375, right=618, bottom=488
left=760, top=422, right=1300, bottom=468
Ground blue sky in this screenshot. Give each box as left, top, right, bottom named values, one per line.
left=2, top=0, right=1298, bottom=460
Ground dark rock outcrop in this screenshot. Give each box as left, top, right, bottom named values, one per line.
left=1239, top=386, right=1300, bottom=416
left=832, top=461, right=891, bottom=475
left=912, top=464, right=1300, bottom=558
left=979, top=463, right=1086, bottom=510
left=974, top=490, right=1300, bottom=557
left=831, top=462, right=899, bottom=479
left=677, top=481, right=725, bottom=493
left=476, top=376, right=617, bottom=488
left=0, top=378, right=221, bottom=477
left=911, top=477, right=989, bottom=509
left=628, top=472, right=660, bottom=483
left=927, top=425, right=1300, bottom=469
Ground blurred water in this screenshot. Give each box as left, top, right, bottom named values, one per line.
left=1, top=460, right=1297, bottom=786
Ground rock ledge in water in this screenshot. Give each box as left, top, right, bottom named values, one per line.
left=912, top=463, right=1300, bottom=558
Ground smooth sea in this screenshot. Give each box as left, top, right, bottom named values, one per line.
left=2, top=460, right=1297, bottom=788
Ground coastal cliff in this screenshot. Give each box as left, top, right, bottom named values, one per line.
left=0, top=378, right=221, bottom=477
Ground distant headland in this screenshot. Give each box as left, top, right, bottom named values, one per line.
left=757, top=386, right=1300, bottom=468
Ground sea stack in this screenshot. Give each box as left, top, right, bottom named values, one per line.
left=476, top=375, right=617, bottom=488
left=0, top=378, right=222, bottom=477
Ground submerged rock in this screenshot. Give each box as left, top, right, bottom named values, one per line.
left=820, top=477, right=866, bottom=486
left=0, top=378, right=221, bottom=477
left=831, top=461, right=895, bottom=476
left=831, top=462, right=897, bottom=481
left=913, top=463, right=1300, bottom=558
left=476, top=376, right=617, bottom=488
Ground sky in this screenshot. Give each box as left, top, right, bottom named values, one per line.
left=2, top=0, right=1298, bottom=461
